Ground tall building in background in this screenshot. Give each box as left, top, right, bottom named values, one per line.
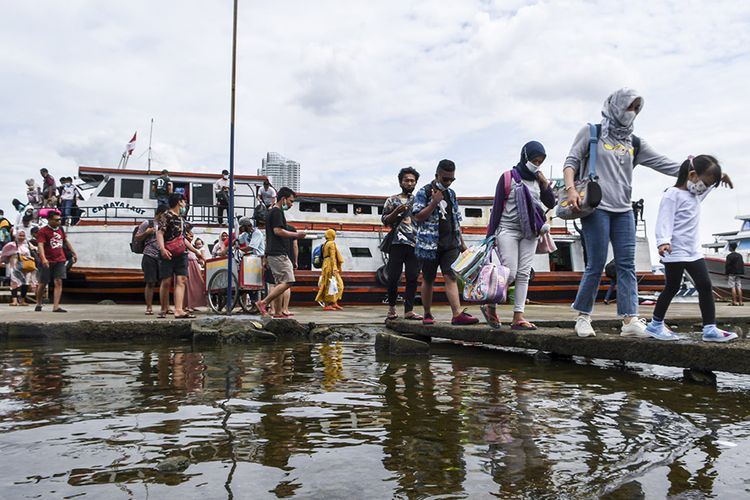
left=259, top=152, right=300, bottom=192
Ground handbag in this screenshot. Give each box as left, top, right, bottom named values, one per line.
left=555, top=123, right=602, bottom=220
left=164, top=218, right=186, bottom=255
left=462, top=247, right=510, bottom=304
left=536, top=231, right=557, bottom=254
left=379, top=199, right=413, bottom=253
left=17, top=254, right=37, bottom=273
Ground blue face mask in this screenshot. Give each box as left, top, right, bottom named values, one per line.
left=179, top=206, right=187, bottom=216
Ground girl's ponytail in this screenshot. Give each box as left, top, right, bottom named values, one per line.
left=674, top=154, right=722, bottom=188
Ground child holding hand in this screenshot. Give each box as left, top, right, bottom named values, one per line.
left=646, top=155, right=737, bottom=342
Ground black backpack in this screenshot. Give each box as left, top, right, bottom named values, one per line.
left=130, top=223, right=150, bottom=254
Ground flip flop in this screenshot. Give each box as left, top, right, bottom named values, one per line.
left=479, top=305, right=501, bottom=329
left=175, top=313, right=196, bottom=319
left=386, top=313, right=399, bottom=321
left=404, top=313, right=423, bottom=321
left=157, top=312, right=167, bottom=318
left=511, top=320, right=537, bottom=331
left=145, top=310, right=154, bottom=316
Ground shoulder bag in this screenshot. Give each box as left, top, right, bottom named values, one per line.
left=556, top=123, right=602, bottom=220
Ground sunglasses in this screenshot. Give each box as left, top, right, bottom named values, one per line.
left=440, top=176, right=456, bottom=183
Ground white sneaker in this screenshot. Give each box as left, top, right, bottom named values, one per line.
left=575, top=315, right=596, bottom=337
left=621, top=318, right=650, bottom=338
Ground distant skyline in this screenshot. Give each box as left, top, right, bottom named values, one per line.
left=1, top=1, right=748, bottom=257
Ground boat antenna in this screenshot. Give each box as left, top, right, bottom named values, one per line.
left=226, top=0, right=239, bottom=315
left=147, top=118, right=154, bottom=173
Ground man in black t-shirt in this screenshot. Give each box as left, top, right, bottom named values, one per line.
left=726, top=242, right=745, bottom=306
left=256, top=187, right=306, bottom=317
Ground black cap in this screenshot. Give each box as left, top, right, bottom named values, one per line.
left=222, top=169, right=229, bottom=175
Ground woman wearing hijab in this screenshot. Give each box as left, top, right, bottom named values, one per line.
left=483, top=141, right=556, bottom=330
left=2, top=230, right=38, bottom=306
left=315, top=229, right=345, bottom=310
left=563, top=88, right=681, bottom=338
left=183, top=229, right=207, bottom=312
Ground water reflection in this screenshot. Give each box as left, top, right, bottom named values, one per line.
left=1, top=340, right=749, bottom=498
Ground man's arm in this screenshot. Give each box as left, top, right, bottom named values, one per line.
left=413, top=187, right=442, bottom=223
left=64, top=237, right=78, bottom=263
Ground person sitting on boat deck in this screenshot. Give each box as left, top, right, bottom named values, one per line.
left=135, top=205, right=168, bottom=315
left=563, top=88, right=683, bottom=339
left=3, top=230, right=37, bottom=306
left=183, top=227, right=207, bottom=313
left=646, top=155, right=736, bottom=342
left=382, top=166, right=422, bottom=321
left=315, top=229, right=345, bottom=311
left=482, top=141, right=556, bottom=330
left=153, top=169, right=173, bottom=211
left=25, top=178, right=43, bottom=209
left=257, top=180, right=277, bottom=208
left=214, top=169, right=230, bottom=224
left=726, top=242, right=744, bottom=307
left=34, top=210, right=76, bottom=312
left=40, top=168, right=57, bottom=208
left=156, top=193, right=202, bottom=319
left=255, top=187, right=306, bottom=317
left=413, top=159, right=478, bottom=326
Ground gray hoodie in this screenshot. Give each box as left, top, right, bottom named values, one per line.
left=563, top=125, right=681, bottom=212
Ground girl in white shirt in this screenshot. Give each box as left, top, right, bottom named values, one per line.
left=646, top=155, right=736, bottom=342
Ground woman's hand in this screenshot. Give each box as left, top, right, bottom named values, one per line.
left=537, top=171, right=550, bottom=190
left=566, top=186, right=582, bottom=211
left=658, top=243, right=672, bottom=257
left=720, top=173, right=734, bottom=189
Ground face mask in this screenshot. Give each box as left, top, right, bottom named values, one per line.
left=620, top=110, right=637, bottom=127
left=179, top=207, right=187, bottom=216
left=687, top=179, right=708, bottom=196
left=525, top=161, right=539, bottom=174
left=402, top=185, right=414, bottom=194
left=434, top=181, right=446, bottom=191
left=223, top=175, right=229, bottom=180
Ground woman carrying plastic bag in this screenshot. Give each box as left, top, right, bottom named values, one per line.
left=315, top=229, right=345, bottom=310
left=482, top=141, right=556, bottom=330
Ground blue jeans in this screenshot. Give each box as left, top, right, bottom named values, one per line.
left=572, top=209, right=638, bottom=317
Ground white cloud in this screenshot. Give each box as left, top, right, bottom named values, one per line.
left=1, top=0, right=749, bottom=256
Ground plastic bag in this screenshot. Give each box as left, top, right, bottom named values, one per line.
left=328, top=277, right=339, bottom=296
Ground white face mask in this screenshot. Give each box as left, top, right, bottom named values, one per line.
left=525, top=161, right=539, bottom=174
left=620, top=110, right=637, bottom=127
left=687, top=179, right=708, bottom=196
left=223, top=175, right=229, bottom=180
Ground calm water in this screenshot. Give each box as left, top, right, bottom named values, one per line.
left=1, top=339, right=749, bottom=499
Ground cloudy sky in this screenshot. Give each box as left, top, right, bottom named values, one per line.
left=1, top=0, right=748, bottom=257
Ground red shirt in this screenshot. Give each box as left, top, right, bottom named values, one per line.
left=37, top=225, right=67, bottom=263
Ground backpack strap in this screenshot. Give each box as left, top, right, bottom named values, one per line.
left=588, top=123, right=599, bottom=180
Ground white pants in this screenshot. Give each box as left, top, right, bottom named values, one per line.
left=496, top=229, right=537, bottom=313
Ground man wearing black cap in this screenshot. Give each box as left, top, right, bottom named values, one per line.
left=214, top=169, right=230, bottom=224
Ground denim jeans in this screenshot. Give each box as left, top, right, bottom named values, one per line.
left=572, top=209, right=638, bottom=317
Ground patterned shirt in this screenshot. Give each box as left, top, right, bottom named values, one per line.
left=381, top=193, right=416, bottom=247
left=411, top=183, right=462, bottom=261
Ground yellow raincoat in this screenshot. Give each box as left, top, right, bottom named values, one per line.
left=315, top=229, right=344, bottom=304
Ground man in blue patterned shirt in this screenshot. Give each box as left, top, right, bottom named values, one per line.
left=413, top=159, right=478, bottom=326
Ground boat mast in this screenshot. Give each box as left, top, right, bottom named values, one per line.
left=147, top=118, right=154, bottom=173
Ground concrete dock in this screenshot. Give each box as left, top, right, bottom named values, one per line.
left=2, top=302, right=750, bottom=377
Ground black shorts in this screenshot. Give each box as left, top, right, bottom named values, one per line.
left=40, top=261, right=67, bottom=284
left=159, top=252, right=188, bottom=278
left=142, top=255, right=161, bottom=285
left=420, top=247, right=460, bottom=284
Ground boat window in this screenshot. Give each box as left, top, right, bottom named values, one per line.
left=99, top=178, right=115, bottom=198
left=549, top=242, right=572, bottom=272
left=377, top=205, right=384, bottom=215
left=354, top=204, right=372, bottom=215
left=743, top=220, right=750, bottom=232
left=465, top=208, right=483, bottom=218
left=299, top=202, right=320, bottom=213
left=148, top=180, right=158, bottom=200
left=327, top=203, right=348, bottom=214
left=297, top=239, right=312, bottom=270
left=192, top=183, right=213, bottom=206
left=121, top=179, right=144, bottom=199
left=738, top=240, right=750, bottom=252
left=350, top=247, right=372, bottom=258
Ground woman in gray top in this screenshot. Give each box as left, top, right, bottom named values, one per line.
left=563, top=88, right=681, bottom=338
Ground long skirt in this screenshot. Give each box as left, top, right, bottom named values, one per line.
left=185, top=258, right=207, bottom=309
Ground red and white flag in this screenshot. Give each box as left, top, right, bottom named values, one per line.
left=125, top=132, right=137, bottom=156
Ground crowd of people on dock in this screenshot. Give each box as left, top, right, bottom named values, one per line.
left=1, top=87, right=745, bottom=342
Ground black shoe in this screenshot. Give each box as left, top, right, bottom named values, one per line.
left=35, top=305, right=42, bottom=312
left=52, top=308, right=67, bottom=313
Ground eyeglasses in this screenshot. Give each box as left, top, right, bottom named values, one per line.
left=440, top=176, right=456, bottom=183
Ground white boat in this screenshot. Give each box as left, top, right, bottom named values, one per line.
left=56, top=165, right=663, bottom=304
left=703, top=215, right=750, bottom=301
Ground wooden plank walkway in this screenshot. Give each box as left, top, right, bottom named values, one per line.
left=386, top=318, right=750, bottom=375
